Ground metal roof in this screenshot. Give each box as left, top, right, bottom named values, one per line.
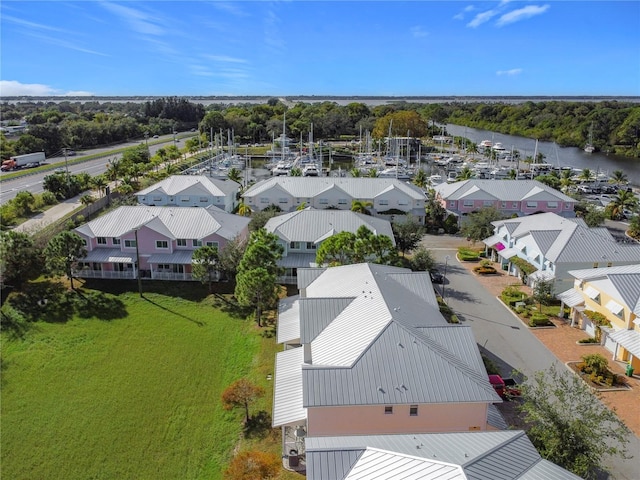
left=277, top=295, right=300, bottom=344
left=435, top=180, right=575, bottom=203
left=609, top=329, right=640, bottom=358
left=243, top=177, right=426, bottom=200
left=265, top=209, right=395, bottom=245
left=305, top=431, right=581, bottom=480
left=82, top=248, right=135, bottom=263
left=297, top=268, right=327, bottom=289
left=136, top=175, right=239, bottom=197
left=299, top=297, right=356, bottom=344
left=147, top=250, right=194, bottom=264
left=567, top=266, right=640, bottom=316
left=343, top=448, right=464, bottom=480
left=75, top=205, right=249, bottom=241
left=303, top=322, right=500, bottom=407
left=482, top=234, right=501, bottom=246
left=272, top=347, right=306, bottom=427
left=556, top=289, right=585, bottom=308
left=499, top=248, right=519, bottom=259
left=279, top=253, right=317, bottom=268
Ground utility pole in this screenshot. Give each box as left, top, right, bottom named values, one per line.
left=63, top=147, right=71, bottom=196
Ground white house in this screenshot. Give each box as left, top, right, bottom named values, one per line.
left=242, top=177, right=426, bottom=223
left=136, top=175, right=240, bottom=212
left=264, top=208, right=395, bottom=283
left=484, top=212, right=640, bottom=294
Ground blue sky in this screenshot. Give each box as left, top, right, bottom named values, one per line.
left=1, top=1, right=639, bottom=97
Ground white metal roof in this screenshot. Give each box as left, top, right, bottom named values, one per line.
left=75, top=205, right=249, bottom=241
left=605, top=299, right=624, bottom=315
left=272, top=347, right=306, bottom=427
left=556, top=289, right=585, bottom=308
left=277, top=295, right=300, bottom=344
left=583, top=286, right=600, bottom=299
left=609, top=329, right=640, bottom=358
left=435, top=180, right=575, bottom=203
left=136, top=175, right=238, bottom=197
left=499, top=247, right=519, bottom=259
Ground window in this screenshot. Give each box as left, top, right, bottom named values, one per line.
left=384, top=406, right=393, bottom=415
left=306, top=242, right=316, bottom=250
left=124, top=239, right=137, bottom=248
left=199, top=197, right=208, bottom=203
left=81, top=238, right=87, bottom=246
left=512, top=202, right=518, bottom=208
left=409, top=405, right=418, bottom=416
left=483, top=200, right=493, bottom=206
left=153, top=196, right=162, bottom=202
left=177, top=239, right=187, bottom=247
left=501, top=202, right=507, bottom=208
left=526, top=201, right=538, bottom=208
left=112, top=238, right=120, bottom=245
left=593, top=262, right=598, bottom=268
left=547, top=201, right=558, bottom=208
left=450, top=201, right=456, bottom=208
left=379, top=199, right=389, bottom=206
left=97, top=237, right=107, bottom=245
left=193, top=239, right=202, bottom=247
left=260, top=197, right=269, bottom=204
left=156, top=240, right=168, bottom=249
left=338, top=198, right=347, bottom=205
left=278, top=197, right=288, bottom=204
left=319, top=198, right=329, bottom=205
left=289, top=241, right=301, bottom=250
left=206, top=241, right=219, bottom=248
left=463, top=200, right=474, bottom=207
left=565, top=203, right=571, bottom=209
left=181, top=197, right=190, bottom=203
left=398, top=199, right=408, bottom=206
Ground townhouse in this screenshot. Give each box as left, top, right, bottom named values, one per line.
left=74, top=205, right=249, bottom=281
left=273, top=262, right=580, bottom=478
left=484, top=212, right=640, bottom=294
left=558, top=265, right=640, bottom=372
left=263, top=208, right=395, bottom=283
left=136, top=175, right=240, bottom=212
left=434, top=179, right=576, bottom=220
left=242, top=177, right=426, bottom=223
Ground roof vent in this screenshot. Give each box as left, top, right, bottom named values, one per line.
left=377, top=386, right=385, bottom=394
left=397, top=342, right=404, bottom=348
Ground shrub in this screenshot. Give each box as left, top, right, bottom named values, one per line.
left=578, top=337, right=600, bottom=344
left=582, top=353, right=609, bottom=377
left=473, top=265, right=497, bottom=275
left=449, top=314, right=460, bottom=324
left=529, top=313, right=550, bottom=326
left=458, top=247, right=483, bottom=261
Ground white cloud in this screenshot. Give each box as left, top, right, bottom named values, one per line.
left=496, top=68, right=523, bottom=76
left=209, top=1, right=248, bottom=17
left=203, top=55, right=247, bottom=64
left=0, top=80, right=94, bottom=96
left=100, top=2, right=165, bottom=36
left=410, top=26, right=428, bottom=38
left=496, top=5, right=550, bottom=26
left=64, top=91, right=94, bottom=96
left=453, top=5, right=475, bottom=21
left=467, top=9, right=499, bottom=28
left=2, top=14, right=68, bottom=33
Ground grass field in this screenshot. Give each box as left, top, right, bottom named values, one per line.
left=1, top=282, right=281, bottom=480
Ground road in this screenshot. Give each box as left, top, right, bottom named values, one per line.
left=0, top=133, right=192, bottom=205
left=423, top=235, right=640, bottom=480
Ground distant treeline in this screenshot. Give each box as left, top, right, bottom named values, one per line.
left=1, top=97, right=639, bottom=159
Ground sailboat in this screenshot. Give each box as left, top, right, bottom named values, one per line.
left=584, top=122, right=595, bottom=153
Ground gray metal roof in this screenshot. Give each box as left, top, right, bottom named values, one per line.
left=82, top=248, right=135, bottom=263
left=136, top=175, right=239, bottom=197
left=75, top=205, right=249, bottom=241
left=435, top=180, right=575, bottom=203
left=303, top=322, right=500, bottom=407
left=265, top=208, right=395, bottom=245
left=305, top=431, right=581, bottom=480
left=486, top=404, right=508, bottom=430
left=279, top=253, right=317, bottom=268
left=243, top=177, right=426, bottom=200
left=529, top=230, right=561, bottom=254
left=147, top=250, right=194, bottom=264
left=297, top=267, right=327, bottom=289
left=299, top=297, right=356, bottom=344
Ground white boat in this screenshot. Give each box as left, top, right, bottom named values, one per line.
left=302, top=163, right=319, bottom=176
left=271, top=161, right=293, bottom=176
left=428, top=174, right=444, bottom=186
left=377, top=166, right=411, bottom=180
left=478, top=140, right=493, bottom=149
left=584, top=122, right=595, bottom=153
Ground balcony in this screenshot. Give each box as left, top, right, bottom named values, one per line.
left=75, top=269, right=135, bottom=279
left=152, top=271, right=194, bottom=281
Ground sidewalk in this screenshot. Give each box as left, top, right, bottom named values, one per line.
left=457, top=258, right=640, bottom=437
left=14, top=195, right=84, bottom=234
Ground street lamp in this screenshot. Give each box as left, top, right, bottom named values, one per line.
left=442, top=255, right=450, bottom=300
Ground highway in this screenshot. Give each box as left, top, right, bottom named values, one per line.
left=0, top=134, right=192, bottom=205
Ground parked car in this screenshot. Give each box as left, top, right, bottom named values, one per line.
left=430, top=270, right=444, bottom=284
left=489, top=374, right=521, bottom=399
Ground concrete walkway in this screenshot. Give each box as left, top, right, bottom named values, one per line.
left=14, top=195, right=84, bottom=234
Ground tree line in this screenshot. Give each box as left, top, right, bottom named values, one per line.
left=2, top=98, right=638, bottom=160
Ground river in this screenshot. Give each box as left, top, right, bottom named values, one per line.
left=444, top=124, right=640, bottom=187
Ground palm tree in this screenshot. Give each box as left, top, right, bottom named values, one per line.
left=456, top=166, right=474, bottom=181
left=237, top=202, right=252, bottom=217
left=412, top=169, right=427, bottom=189
left=296, top=202, right=307, bottom=211
left=560, top=169, right=575, bottom=192
left=608, top=189, right=638, bottom=220
left=106, top=158, right=122, bottom=187
left=578, top=168, right=594, bottom=183
left=227, top=167, right=242, bottom=184
left=367, top=168, right=378, bottom=178
left=90, top=175, right=107, bottom=197
left=467, top=143, right=478, bottom=157
left=351, top=199, right=373, bottom=215
left=507, top=169, right=517, bottom=180
left=609, top=170, right=628, bottom=185
left=289, top=167, right=302, bottom=177
left=165, top=163, right=179, bottom=175
left=349, top=168, right=362, bottom=178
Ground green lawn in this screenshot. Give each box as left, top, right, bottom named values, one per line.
left=1, top=286, right=264, bottom=480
